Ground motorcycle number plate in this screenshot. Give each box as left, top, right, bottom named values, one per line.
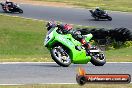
left=44, top=32, right=53, bottom=46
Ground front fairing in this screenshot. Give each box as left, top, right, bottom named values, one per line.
left=44, top=27, right=58, bottom=46
left=44, top=28, right=91, bottom=64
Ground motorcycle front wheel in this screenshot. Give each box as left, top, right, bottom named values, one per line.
left=19, top=9, right=23, bottom=13
left=51, top=46, right=71, bottom=67
left=107, top=16, right=112, bottom=21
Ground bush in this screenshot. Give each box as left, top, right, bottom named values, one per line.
left=124, top=41, right=132, bottom=48
left=78, top=27, right=132, bottom=44
left=109, top=28, right=132, bottom=42
left=77, top=27, right=132, bottom=49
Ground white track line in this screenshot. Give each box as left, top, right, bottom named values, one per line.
left=0, top=84, right=24, bottom=86
left=0, top=62, right=55, bottom=64
left=0, top=83, right=77, bottom=86
left=39, top=83, right=77, bottom=85
left=0, top=83, right=77, bottom=85
left=0, top=62, right=132, bottom=64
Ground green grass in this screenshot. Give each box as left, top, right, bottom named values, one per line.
left=34, top=0, right=132, bottom=12
left=0, top=14, right=52, bottom=62
left=0, top=84, right=132, bottom=88
left=106, top=47, right=132, bottom=62
left=0, top=14, right=132, bottom=62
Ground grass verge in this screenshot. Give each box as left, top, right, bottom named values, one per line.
left=0, top=14, right=132, bottom=62
left=0, top=84, right=132, bottom=88
left=0, top=14, right=52, bottom=62
left=34, top=0, right=132, bottom=12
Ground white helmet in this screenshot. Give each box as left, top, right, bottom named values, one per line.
left=96, top=7, right=100, bottom=9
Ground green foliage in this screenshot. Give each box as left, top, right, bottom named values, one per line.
left=110, top=41, right=124, bottom=49
left=106, top=41, right=132, bottom=49
left=79, top=28, right=132, bottom=50
left=124, top=41, right=132, bottom=48
left=0, top=15, right=52, bottom=62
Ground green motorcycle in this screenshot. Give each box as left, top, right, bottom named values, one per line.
left=44, top=24, right=106, bottom=67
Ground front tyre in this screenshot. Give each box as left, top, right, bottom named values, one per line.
left=51, top=46, right=71, bottom=67
left=90, top=52, right=106, bottom=66
left=107, top=16, right=112, bottom=21
left=19, top=9, right=23, bottom=13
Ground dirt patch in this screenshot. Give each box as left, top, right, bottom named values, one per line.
left=11, top=0, right=75, bottom=8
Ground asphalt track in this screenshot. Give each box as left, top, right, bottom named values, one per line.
left=0, top=4, right=132, bottom=30
left=0, top=62, right=132, bottom=84
left=0, top=4, right=132, bottom=84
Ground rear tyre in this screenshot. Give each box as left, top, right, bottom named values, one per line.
left=51, top=46, right=71, bottom=67
left=90, top=51, right=106, bottom=66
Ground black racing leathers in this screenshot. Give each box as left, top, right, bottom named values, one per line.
left=57, top=25, right=83, bottom=42
left=94, top=9, right=105, bottom=17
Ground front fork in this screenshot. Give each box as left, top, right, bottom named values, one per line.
left=57, top=46, right=66, bottom=56
left=82, top=43, right=91, bottom=56
left=81, top=39, right=97, bottom=56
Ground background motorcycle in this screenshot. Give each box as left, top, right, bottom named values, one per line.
left=89, top=10, right=112, bottom=21
left=0, top=3, right=23, bottom=13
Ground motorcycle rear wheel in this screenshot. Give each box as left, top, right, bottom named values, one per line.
left=90, top=50, right=106, bottom=66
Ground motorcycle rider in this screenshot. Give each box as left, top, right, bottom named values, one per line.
left=46, top=21, right=57, bottom=31
left=46, top=22, right=91, bottom=50
left=94, top=7, right=105, bottom=16
left=59, top=24, right=91, bottom=49
left=5, top=0, right=14, bottom=11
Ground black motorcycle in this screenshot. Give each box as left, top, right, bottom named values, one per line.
left=89, top=10, right=112, bottom=21
left=0, top=2, right=23, bottom=13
